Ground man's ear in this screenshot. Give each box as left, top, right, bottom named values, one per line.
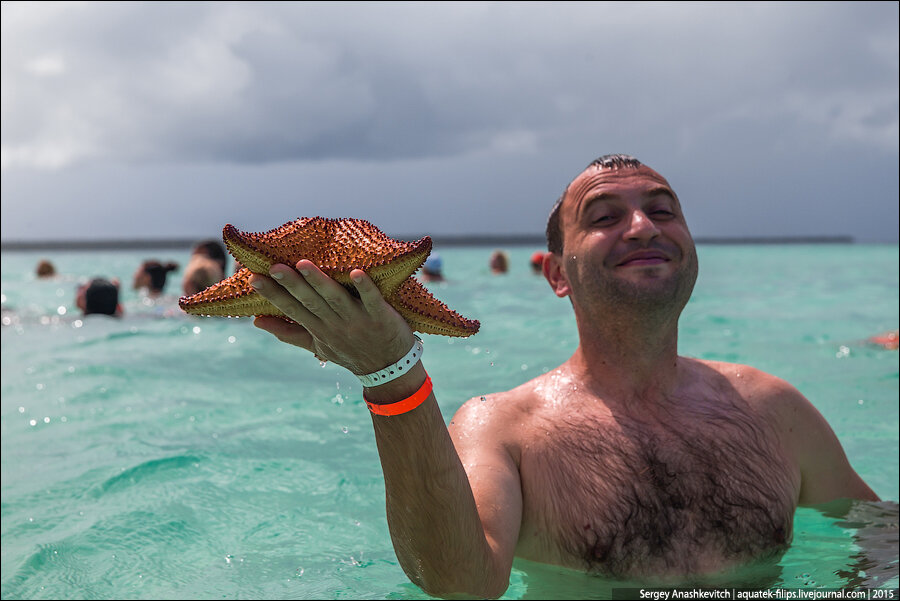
left=543, top=252, right=571, bottom=298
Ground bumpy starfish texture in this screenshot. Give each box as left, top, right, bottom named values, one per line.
left=178, top=217, right=480, bottom=337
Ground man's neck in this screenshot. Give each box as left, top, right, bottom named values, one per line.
left=567, top=305, right=682, bottom=406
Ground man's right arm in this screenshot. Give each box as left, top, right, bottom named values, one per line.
left=366, top=365, right=522, bottom=599
left=250, top=261, right=521, bottom=599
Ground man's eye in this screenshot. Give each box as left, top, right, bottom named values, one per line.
left=650, top=210, right=675, bottom=219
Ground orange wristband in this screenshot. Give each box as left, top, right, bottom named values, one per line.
left=364, top=375, right=433, bottom=417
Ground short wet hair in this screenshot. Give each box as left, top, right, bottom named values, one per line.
left=140, top=260, right=179, bottom=292
left=546, top=154, right=644, bottom=255
left=36, top=259, right=56, bottom=278
left=84, top=278, right=119, bottom=315
left=193, top=239, right=227, bottom=271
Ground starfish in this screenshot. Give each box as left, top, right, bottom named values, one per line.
left=178, top=217, right=480, bottom=337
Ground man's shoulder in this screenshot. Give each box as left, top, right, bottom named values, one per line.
left=691, top=357, right=794, bottom=390
left=687, top=357, right=812, bottom=416
left=450, top=370, right=559, bottom=443
left=455, top=372, right=549, bottom=418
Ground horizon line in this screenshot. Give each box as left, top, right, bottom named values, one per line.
left=0, top=234, right=861, bottom=251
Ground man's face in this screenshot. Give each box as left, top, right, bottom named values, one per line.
left=551, top=164, right=698, bottom=313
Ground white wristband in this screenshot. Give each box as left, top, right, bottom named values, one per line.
left=356, top=336, right=424, bottom=387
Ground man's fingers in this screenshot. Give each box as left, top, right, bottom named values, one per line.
left=350, top=269, right=391, bottom=316
left=249, top=272, right=323, bottom=326
left=253, top=316, right=314, bottom=350
left=263, top=265, right=344, bottom=322
left=294, top=260, right=360, bottom=317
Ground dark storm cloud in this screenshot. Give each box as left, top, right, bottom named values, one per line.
left=1, top=2, right=897, bottom=242
left=5, top=1, right=894, bottom=167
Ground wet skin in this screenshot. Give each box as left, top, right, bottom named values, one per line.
left=247, top=161, right=879, bottom=596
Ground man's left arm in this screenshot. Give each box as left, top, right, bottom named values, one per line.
left=771, top=378, right=880, bottom=506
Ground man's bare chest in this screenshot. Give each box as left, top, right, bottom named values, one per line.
left=515, top=406, right=799, bottom=579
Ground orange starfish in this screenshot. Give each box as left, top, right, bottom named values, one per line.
left=178, top=217, right=480, bottom=337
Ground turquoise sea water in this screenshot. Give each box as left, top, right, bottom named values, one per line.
left=1, top=244, right=898, bottom=599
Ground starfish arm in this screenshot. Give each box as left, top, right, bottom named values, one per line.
left=178, top=267, right=288, bottom=319
left=181, top=217, right=478, bottom=338
left=223, top=218, right=432, bottom=297
left=391, top=277, right=480, bottom=338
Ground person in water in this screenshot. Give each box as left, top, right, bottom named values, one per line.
left=529, top=250, right=548, bottom=275
left=489, top=249, right=509, bottom=274
left=182, top=239, right=227, bottom=296
left=247, top=155, right=878, bottom=598
left=35, top=259, right=57, bottom=278
left=76, top=277, right=123, bottom=316
left=133, top=260, right=179, bottom=297
left=420, top=254, right=445, bottom=283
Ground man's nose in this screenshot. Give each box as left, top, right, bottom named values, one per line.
left=623, top=209, right=660, bottom=241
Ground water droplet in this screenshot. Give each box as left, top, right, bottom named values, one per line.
left=192, top=326, right=202, bottom=334
left=858, top=399, right=864, bottom=405
left=319, top=360, right=328, bottom=368
left=480, top=396, right=487, bottom=402
left=29, top=419, right=37, bottom=426
left=341, top=426, right=349, bottom=434
left=490, top=362, right=494, bottom=367
left=57, top=306, right=66, bottom=315
left=227, top=335, right=236, bottom=343
left=43, top=416, right=50, bottom=423
left=18, top=406, right=24, bottom=413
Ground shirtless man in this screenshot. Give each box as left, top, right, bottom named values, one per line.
left=248, top=155, right=878, bottom=598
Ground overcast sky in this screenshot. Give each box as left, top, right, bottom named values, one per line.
left=2, top=1, right=898, bottom=244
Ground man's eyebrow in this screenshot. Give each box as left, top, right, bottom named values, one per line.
left=645, top=186, right=677, bottom=200
left=578, top=186, right=677, bottom=214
